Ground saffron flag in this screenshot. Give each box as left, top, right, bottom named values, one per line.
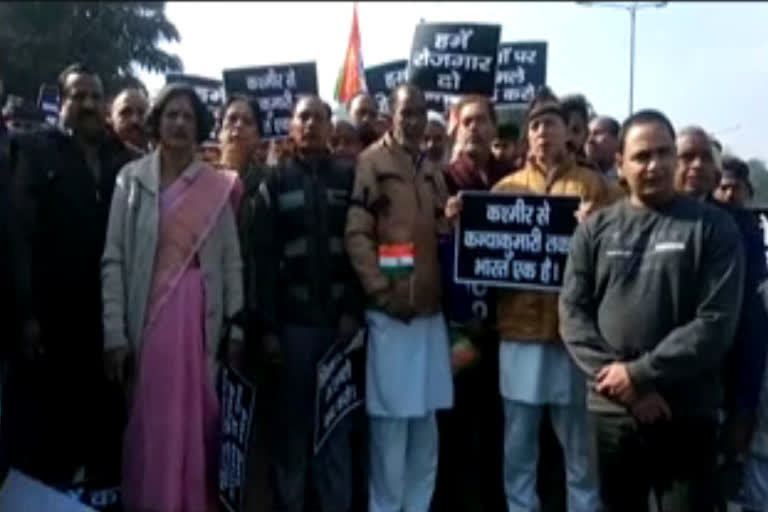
left=333, top=2, right=367, bottom=104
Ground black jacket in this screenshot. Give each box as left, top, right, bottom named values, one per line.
left=10, top=127, right=139, bottom=363
left=243, top=152, right=363, bottom=334
left=715, top=200, right=768, bottom=418
left=0, top=127, right=14, bottom=354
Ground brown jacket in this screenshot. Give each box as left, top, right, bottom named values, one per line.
left=492, top=157, right=613, bottom=343
left=345, top=132, right=449, bottom=319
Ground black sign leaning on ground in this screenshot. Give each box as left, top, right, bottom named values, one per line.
left=314, top=330, right=365, bottom=455
left=408, top=23, right=501, bottom=97
left=365, top=60, right=408, bottom=113
left=454, top=191, right=580, bottom=291
left=218, top=366, right=256, bottom=512
left=165, top=73, right=225, bottom=111
left=222, top=62, right=318, bottom=139
left=494, top=41, right=548, bottom=106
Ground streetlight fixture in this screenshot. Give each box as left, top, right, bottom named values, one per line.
left=577, top=1, right=668, bottom=115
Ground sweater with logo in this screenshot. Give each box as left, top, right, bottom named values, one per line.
left=559, top=196, right=745, bottom=416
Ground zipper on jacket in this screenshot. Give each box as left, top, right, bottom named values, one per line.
left=412, top=153, right=424, bottom=211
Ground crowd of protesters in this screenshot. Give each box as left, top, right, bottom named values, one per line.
left=0, top=61, right=767, bottom=512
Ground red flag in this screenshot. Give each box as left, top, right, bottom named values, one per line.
left=334, top=2, right=366, bottom=104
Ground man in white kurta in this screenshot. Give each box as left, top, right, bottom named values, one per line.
left=345, top=84, right=453, bottom=512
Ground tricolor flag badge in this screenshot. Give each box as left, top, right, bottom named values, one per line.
left=378, top=243, right=415, bottom=276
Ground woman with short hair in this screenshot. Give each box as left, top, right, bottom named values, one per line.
left=102, top=83, right=244, bottom=512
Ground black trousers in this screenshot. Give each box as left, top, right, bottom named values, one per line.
left=593, top=412, right=720, bottom=512
left=431, top=347, right=505, bottom=512
left=0, top=352, right=126, bottom=487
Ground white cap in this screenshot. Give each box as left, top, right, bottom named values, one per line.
left=331, top=105, right=353, bottom=125
left=427, top=110, right=447, bottom=128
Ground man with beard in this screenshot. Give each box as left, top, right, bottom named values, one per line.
left=432, top=95, right=506, bottom=512
left=422, top=111, right=448, bottom=165
left=3, top=63, right=138, bottom=486
left=348, top=92, right=380, bottom=148
left=247, top=95, right=361, bottom=512
left=107, top=87, right=149, bottom=153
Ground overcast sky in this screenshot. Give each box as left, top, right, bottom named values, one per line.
left=137, top=1, right=768, bottom=162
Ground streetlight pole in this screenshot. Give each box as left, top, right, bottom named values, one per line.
left=577, top=2, right=667, bottom=116
left=628, top=6, right=636, bottom=115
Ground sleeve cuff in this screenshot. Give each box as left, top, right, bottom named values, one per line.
left=626, top=354, right=655, bottom=395
left=104, top=331, right=129, bottom=352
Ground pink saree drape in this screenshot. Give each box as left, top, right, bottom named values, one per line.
left=122, top=162, right=236, bottom=512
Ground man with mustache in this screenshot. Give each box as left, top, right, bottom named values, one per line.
left=3, top=63, right=139, bottom=486
left=432, top=95, right=506, bottom=512
left=346, top=84, right=453, bottom=512
left=246, top=94, right=361, bottom=512
left=348, top=92, right=380, bottom=148
left=422, top=111, right=448, bottom=165
left=673, top=126, right=768, bottom=511
left=108, top=87, right=149, bottom=153
left=585, top=116, right=620, bottom=183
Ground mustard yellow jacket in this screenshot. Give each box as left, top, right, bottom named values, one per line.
left=492, top=158, right=613, bottom=343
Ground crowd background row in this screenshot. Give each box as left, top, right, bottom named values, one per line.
left=0, top=59, right=766, bottom=512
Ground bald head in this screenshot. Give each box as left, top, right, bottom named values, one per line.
left=110, top=88, right=149, bottom=149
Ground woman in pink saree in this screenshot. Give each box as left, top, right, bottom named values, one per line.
left=101, top=84, right=244, bottom=512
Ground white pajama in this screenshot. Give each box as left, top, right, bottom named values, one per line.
left=500, top=341, right=601, bottom=512
left=365, top=310, right=453, bottom=512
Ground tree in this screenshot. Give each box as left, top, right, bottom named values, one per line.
left=748, top=158, right=768, bottom=206
left=0, top=2, right=182, bottom=100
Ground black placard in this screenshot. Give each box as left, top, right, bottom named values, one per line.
left=408, top=23, right=501, bottom=97
left=314, top=331, right=365, bottom=455
left=494, top=41, right=548, bottom=106
left=364, top=60, right=408, bottom=114
left=454, top=191, right=580, bottom=290
left=218, top=366, right=256, bottom=512
left=222, top=62, right=318, bottom=139
left=165, top=73, right=225, bottom=111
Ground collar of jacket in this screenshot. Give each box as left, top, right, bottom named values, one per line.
left=381, top=131, right=430, bottom=175
left=292, top=149, right=332, bottom=171
left=526, top=151, right=576, bottom=184
left=136, top=148, right=206, bottom=194
left=50, top=123, right=135, bottom=158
